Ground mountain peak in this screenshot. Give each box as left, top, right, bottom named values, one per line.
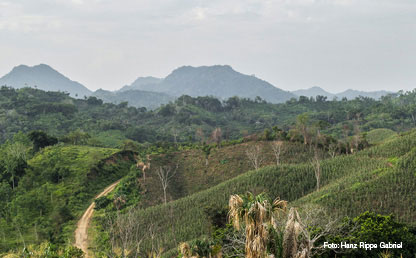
left=139, top=64, right=295, bottom=103
left=0, top=64, right=91, bottom=98
left=293, top=86, right=334, bottom=98
left=172, top=65, right=234, bottom=74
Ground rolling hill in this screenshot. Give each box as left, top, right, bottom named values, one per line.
left=0, top=64, right=91, bottom=98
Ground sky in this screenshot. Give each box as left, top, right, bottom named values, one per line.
left=0, top=0, right=415, bottom=92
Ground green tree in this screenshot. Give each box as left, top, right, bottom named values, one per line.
left=3, top=141, right=28, bottom=189
left=296, top=113, right=310, bottom=145
left=28, top=131, right=58, bottom=152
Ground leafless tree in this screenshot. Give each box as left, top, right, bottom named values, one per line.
left=195, top=128, right=205, bottom=143
left=328, top=143, right=338, bottom=158
left=106, top=208, right=143, bottom=258
left=298, top=205, right=338, bottom=257
left=245, top=144, right=264, bottom=171
left=311, top=149, right=321, bottom=191
left=157, top=164, right=178, bottom=204
left=172, top=128, right=179, bottom=145
left=219, top=229, right=246, bottom=258
left=351, top=115, right=361, bottom=153
left=147, top=222, right=164, bottom=257
left=283, top=206, right=338, bottom=258
left=211, top=127, right=222, bottom=148
left=270, top=141, right=284, bottom=166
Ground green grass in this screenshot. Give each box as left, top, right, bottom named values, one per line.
left=366, top=128, right=397, bottom=145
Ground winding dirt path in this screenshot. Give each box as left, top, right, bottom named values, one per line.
left=74, top=180, right=121, bottom=257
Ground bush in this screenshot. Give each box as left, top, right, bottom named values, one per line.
left=94, top=196, right=112, bottom=210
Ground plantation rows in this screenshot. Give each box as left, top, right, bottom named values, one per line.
left=106, top=130, right=416, bottom=255
left=111, top=153, right=383, bottom=254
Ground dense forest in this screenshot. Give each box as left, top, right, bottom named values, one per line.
left=2, top=86, right=416, bottom=146
left=1, top=86, right=416, bottom=257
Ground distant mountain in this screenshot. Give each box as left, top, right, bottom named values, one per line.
left=293, top=86, right=334, bottom=99
left=0, top=64, right=91, bottom=98
left=293, top=86, right=393, bottom=100
left=335, top=89, right=393, bottom=100
left=130, top=65, right=296, bottom=103
left=92, top=89, right=173, bottom=110
left=118, top=76, right=163, bottom=92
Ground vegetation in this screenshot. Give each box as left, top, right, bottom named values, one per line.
left=0, top=137, right=136, bottom=252
left=2, top=86, right=416, bottom=256
left=93, top=129, right=416, bottom=256
left=2, top=86, right=416, bottom=147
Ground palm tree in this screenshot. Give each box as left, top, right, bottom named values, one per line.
left=228, top=192, right=287, bottom=258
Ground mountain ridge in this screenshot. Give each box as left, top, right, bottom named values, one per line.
left=125, top=65, right=296, bottom=103
left=293, top=86, right=393, bottom=100
left=92, top=88, right=173, bottom=110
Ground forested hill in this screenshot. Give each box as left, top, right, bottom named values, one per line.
left=0, top=86, right=416, bottom=147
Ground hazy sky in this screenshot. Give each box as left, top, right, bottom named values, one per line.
left=1, top=0, right=415, bottom=92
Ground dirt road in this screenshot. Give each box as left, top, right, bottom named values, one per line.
left=74, top=180, right=120, bottom=257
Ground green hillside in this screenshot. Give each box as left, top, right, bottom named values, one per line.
left=92, top=130, right=416, bottom=256
left=1, top=87, right=416, bottom=257
left=137, top=141, right=314, bottom=207
left=366, top=128, right=397, bottom=145
left=0, top=144, right=136, bottom=252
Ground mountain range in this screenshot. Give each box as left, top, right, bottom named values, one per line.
left=293, top=86, right=392, bottom=100
left=0, top=64, right=394, bottom=109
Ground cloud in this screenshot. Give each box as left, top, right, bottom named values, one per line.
left=0, top=0, right=415, bottom=91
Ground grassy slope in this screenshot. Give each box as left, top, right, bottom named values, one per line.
left=366, top=128, right=397, bottom=145
left=296, top=130, right=416, bottom=223
left=0, top=145, right=136, bottom=252
left=121, top=130, right=416, bottom=255
left=138, top=141, right=313, bottom=207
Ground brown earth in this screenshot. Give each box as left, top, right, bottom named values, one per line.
left=74, top=180, right=120, bottom=257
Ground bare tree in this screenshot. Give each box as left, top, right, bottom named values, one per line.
left=296, top=113, right=310, bottom=145
left=157, top=164, right=178, bottom=204
left=328, top=143, right=338, bottom=158
left=270, top=141, right=284, bottom=166
left=245, top=144, right=264, bottom=171
left=172, top=128, right=179, bottom=145
left=283, top=206, right=337, bottom=258
left=211, top=127, right=222, bottom=148
left=107, top=208, right=143, bottom=258
left=195, top=128, right=205, bottom=143
left=147, top=222, right=164, bottom=257
left=351, top=115, right=361, bottom=153
left=311, top=149, right=321, bottom=191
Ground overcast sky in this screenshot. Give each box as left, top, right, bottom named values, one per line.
left=0, top=0, right=415, bottom=92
